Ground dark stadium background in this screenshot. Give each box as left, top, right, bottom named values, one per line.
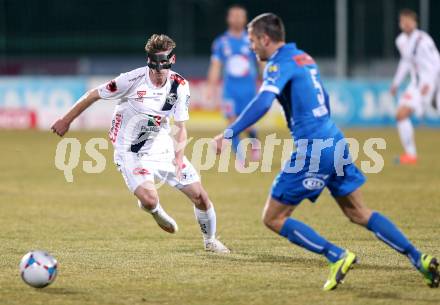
left=1, top=0, right=439, bottom=77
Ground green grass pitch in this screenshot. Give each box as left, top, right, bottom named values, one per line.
left=0, top=128, right=439, bottom=305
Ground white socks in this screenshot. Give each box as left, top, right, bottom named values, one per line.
left=194, top=206, right=216, bottom=242
left=137, top=200, right=216, bottom=238
left=397, top=119, right=417, bottom=156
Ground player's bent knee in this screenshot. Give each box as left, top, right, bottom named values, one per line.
left=396, top=113, right=405, bottom=121
left=347, top=208, right=372, bottom=226
left=262, top=216, right=273, bottom=230
left=138, top=198, right=157, bottom=211
left=190, top=188, right=210, bottom=209
left=396, top=107, right=412, bottom=121
left=191, top=192, right=203, bottom=206
left=262, top=214, right=284, bottom=233
left=137, top=192, right=159, bottom=211
left=197, top=191, right=211, bottom=209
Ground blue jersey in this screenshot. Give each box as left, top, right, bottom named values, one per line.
left=260, top=43, right=339, bottom=141
left=226, top=42, right=366, bottom=205
left=211, top=31, right=258, bottom=98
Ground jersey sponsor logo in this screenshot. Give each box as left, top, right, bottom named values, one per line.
left=293, top=53, right=316, bottom=66
left=226, top=55, right=250, bottom=77
left=137, top=90, right=146, bottom=98
left=106, top=80, right=117, bottom=92
left=302, top=177, right=325, bottom=190
left=109, top=113, right=122, bottom=143
left=133, top=167, right=150, bottom=176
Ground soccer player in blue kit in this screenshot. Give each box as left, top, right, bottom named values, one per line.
left=207, top=4, right=261, bottom=165
left=214, top=13, right=439, bottom=291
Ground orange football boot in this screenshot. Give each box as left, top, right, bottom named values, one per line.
left=399, top=154, right=418, bottom=165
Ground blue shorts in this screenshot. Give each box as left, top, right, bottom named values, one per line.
left=271, top=138, right=366, bottom=205
left=221, top=91, right=255, bottom=118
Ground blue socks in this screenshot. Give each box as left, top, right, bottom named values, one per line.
left=279, top=212, right=421, bottom=268
left=367, top=212, right=421, bottom=267
left=280, top=218, right=345, bottom=263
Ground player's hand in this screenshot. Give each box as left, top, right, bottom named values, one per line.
left=51, top=118, right=70, bottom=137
left=173, top=157, right=184, bottom=181
left=213, top=133, right=227, bottom=155
left=390, top=85, right=398, bottom=97
left=421, top=84, right=430, bottom=96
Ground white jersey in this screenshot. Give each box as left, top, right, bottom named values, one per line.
left=392, top=29, right=440, bottom=88
left=97, top=66, right=190, bottom=157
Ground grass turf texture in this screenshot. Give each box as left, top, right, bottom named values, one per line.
left=0, top=128, right=439, bottom=305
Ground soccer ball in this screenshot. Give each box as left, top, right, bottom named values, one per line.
left=19, top=250, right=58, bottom=288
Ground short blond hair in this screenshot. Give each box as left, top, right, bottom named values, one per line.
left=145, top=34, right=176, bottom=54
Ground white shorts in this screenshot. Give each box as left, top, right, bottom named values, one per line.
left=114, top=152, right=200, bottom=193
left=399, top=81, right=437, bottom=117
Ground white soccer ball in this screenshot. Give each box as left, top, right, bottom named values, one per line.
left=19, top=250, right=58, bottom=288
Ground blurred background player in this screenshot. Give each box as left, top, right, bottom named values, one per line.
left=51, top=34, right=229, bottom=253
left=390, top=9, right=440, bottom=165
left=215, top=13, right=439, bottom=291
left=206, top=4, right=261, bottom=167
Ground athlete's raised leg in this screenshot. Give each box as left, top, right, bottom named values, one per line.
left=134, top=182, right=178, bottom=233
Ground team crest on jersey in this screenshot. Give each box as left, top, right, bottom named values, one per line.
left=266, top=64, right=280, bottom=81
left=106, top=80, right=117, bottom=92
left=137, top=90, right=146, bottom=98
left=268, top=64, right=278, bottom=73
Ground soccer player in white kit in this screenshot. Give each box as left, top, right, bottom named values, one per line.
left=51, top=34, right=230, bottom=253
left=390, top=9, right=440, bottom=164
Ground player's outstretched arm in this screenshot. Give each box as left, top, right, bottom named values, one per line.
left=227, top=90, right=275, bottom=135
left=51, top=89, right=101, bottom=137
left=214, top=90, right=275, bottom=153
